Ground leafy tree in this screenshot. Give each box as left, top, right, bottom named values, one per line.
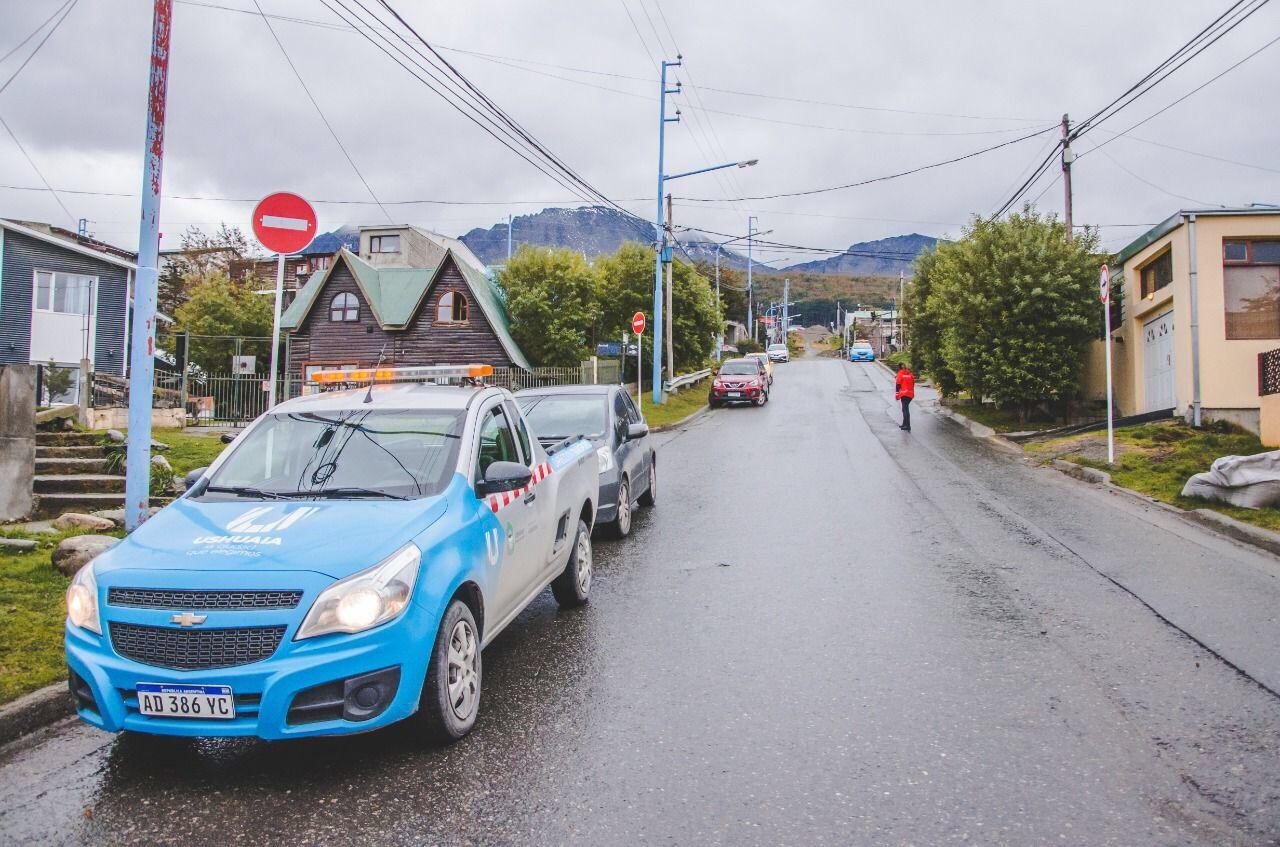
left=159, top=224, right=256, bottom=317
left=174, top=274, right=274, bottom=374
left=912, top=207, right=1100, bottom=413
left=903, top=245, right=959, bottom=395
left=668, top=260, right=720, bottom=371
left=496, top=246, right=600, bottom=367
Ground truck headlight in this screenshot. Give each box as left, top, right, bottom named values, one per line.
left=66, top=562, right=101, bottom=634
left=596, top=445, right=615, bottom=474
left=296, top=543, right=421, bottom=639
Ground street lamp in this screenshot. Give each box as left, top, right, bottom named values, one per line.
left=651, top=116, right=758, bottom=404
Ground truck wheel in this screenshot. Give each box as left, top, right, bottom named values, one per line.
left=551, top=519, right=592, bottom=608
left=607, top=479, right=632, bottom=539
left=638, top=460, right=657, bottom=507
left=417, top=599, right=481, bottom=742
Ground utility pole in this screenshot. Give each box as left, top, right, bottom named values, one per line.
left=652, top=57, right=681, bottom=405
left=746, top=216, right=757, bottom=342
left=665, top=193, right=675, bottom=389
left=1061, top=113, right=1074, bottom=241
left=125, top=0, right=173, bottom=533
left=714, top=246, right=722, bottom=362
left=782, top=278, right=790, bottom=343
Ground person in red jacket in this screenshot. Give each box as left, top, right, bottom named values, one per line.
left=895, top=364, right=916, bottom=431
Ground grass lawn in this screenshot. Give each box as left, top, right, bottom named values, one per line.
left=0, top=527, right=121, bottom=704
left=638, top=379, right=710, bottom=428
left=946, top=401, right=1066, bottom=434
left=97, top=428, right=229, bottom=477
left=1027, top=420, right=1280, bottom=532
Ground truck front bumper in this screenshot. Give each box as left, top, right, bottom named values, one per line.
left=65, top=606, right=435, bottom=740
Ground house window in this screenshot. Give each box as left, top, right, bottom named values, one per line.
left=436, top=291, right=468, bottom=323
left=369, top=235, right=400, bottom=254
left=330, top=292, right=359, bottom=321
left=313, top=255, right=332, bottom=271
left=1139, top=250, right=1173, bottom=299
left=34, top=271, right=94, bottom=315
left=1224, top=239, right=1280, bottom=339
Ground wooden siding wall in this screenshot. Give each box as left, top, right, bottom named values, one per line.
left=0, top=229, right=130, bottom=375
left=288, top=256, right=514, bottom=373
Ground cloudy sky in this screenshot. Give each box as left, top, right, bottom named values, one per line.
left=2, top=0, right=1278, bottom=263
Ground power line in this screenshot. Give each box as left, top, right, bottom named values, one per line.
left=679, top=126, right=1056, bottom=202
left=0, top=0, right=74, bottom=69
left=1096, top=147, right=1226, bottom=207
left=1081, top=29, right=1280, bottom=159
left=249, top=0, right=393, bottom=222
left=0, top=0, right=78, bottom=97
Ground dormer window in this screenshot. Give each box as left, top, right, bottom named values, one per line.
left=437, top=291, right=469, bottom=323
left=330, top=292, right=359, bottom=321
left=370, top=235, right=400, bottom=254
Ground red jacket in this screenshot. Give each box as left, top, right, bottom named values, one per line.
left=895, top=369, right=915, bottom=400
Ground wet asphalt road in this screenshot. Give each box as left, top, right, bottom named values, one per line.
left=3, top=357, right=1280, bottom=846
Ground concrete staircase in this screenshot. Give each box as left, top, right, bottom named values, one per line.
left=32, top=432, right=125, bottom=518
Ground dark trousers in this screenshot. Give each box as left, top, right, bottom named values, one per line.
left=900, top=396, right=912, bottom=430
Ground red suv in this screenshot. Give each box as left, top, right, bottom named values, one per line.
left=709, top=358, right=769, bottom=407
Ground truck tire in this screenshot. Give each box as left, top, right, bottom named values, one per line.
left=551, top=519, right=592, bottom=608
left=416, top=599, right=482, bottom=743
left=606, top=478, right=632, bottom=539
left=638, top=459, right=657, bottom=507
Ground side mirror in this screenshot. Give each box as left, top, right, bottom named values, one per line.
left=219, top=433, right=235, bottom=444
left=184, top=467, right=209, bottom=495
left=477, top=461, right=533, bottom=497
left=626, top=422, right=649, bottom=441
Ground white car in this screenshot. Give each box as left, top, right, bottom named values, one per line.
left=766, top=343, right=790, bottom=363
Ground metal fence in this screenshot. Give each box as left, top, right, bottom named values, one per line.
left=84, top=362, right=629, bottom=427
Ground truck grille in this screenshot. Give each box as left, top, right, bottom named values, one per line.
left=109, top=623, right=287, bottom=670
left=108, top=588, right=303, bottom=610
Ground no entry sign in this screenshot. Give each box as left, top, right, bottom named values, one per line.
left=252, top=192, right=317, bottom=254
left=632, top=312, right=646, bottom=334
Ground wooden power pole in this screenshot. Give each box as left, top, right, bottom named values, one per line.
left=1061, top=113, right=1074, bottom=241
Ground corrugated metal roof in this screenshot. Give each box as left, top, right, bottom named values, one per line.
left=1112, top=207, right=1280, bottom=267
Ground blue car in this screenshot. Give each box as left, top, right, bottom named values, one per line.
left=849, top=342, right=876, bottom=362
left=65, top=366, right=598, bottom=742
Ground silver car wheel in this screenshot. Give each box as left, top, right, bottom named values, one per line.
left=576, top=529, right=593, bottom=595
left=446, top=619, right=479, bottom=721
left=617, top=481, right=631, bottom=535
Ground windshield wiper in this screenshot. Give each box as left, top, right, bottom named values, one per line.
left=204, top=485, right=289, bottom=500
left=286, top=487, right=409, bottom=500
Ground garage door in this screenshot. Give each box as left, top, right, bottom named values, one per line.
left=1143, top=310, right=1175, bottom=411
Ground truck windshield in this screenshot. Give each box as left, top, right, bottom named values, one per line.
left=518, top=395, right=607, bottom=439
left=200, top=409, right=466, bottom=500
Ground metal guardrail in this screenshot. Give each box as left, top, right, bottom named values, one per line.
left=665, top=368, right=712, bottom=392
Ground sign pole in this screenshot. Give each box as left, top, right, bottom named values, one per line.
left=636, top=331, right=642, bottom=415
left=125, top=0, right=173, bottom=533
left=1101, top=264, right=1115, bottom=465
left=267, top=252, right=285, bottom=407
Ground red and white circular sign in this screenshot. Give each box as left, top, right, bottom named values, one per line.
left=1099, top=264, right=1110, bottom=304
left=252, top=192, right=317, bottom=254
left=632, top=312, right=646, bottom=335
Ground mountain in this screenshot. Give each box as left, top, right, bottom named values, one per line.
left=306, top=224, right=359, bottom=255
left=780, top=233, right=938, bottom=276
left=458, top=206, right=654, bottom=265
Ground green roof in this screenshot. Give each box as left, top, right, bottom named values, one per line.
left=281, top=244, right=531, bottom=370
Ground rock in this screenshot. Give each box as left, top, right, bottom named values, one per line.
left=150, top=454, right=172, bottom=471
left=52, top=512, right=117, bottom=531
left=52, top=535, right=117, bottom=576
left=90, top=507, right=160, bottom=528
left=150, top=440, right=170, bottom=452
left=0, top=538, right=37, bottom=552
left=105, top=429, right=125, bottom=443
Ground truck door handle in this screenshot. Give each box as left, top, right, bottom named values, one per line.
left=523, top=491, right=536, bottom=504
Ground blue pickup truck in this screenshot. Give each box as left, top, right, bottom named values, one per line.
left=64, top=365, right=598, bottom=742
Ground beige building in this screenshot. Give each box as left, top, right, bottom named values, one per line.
left=1098, top=207, right=1280, bottom=435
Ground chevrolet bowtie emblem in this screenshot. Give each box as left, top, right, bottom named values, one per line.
left=171, top=612, right=208, bottom=627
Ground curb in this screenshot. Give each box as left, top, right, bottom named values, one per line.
left=1047, top=459, right=1280, bottom=559
left=936, top=406, right=1022, bottom=454
left=651, top=402, right=712, bottom=433
left=0, top=683, right=73, bottom=747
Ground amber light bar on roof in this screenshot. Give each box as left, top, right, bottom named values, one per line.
left=309, top=364, right=494, bottom=383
